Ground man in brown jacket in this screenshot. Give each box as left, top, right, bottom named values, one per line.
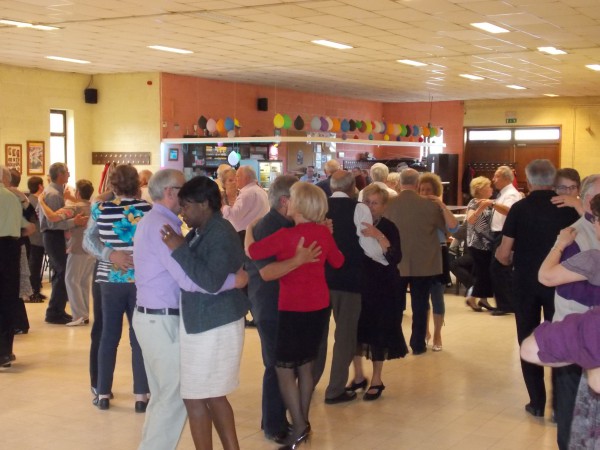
left=384, top=168, right=446, bottom=355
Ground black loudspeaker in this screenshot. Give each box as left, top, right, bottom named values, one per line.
left=257, top=97, right=268, bottom=111
left=84, top=88, right=98, bottom=104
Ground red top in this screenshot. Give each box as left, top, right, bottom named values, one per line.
left=248, top=222, right=344, bottom=312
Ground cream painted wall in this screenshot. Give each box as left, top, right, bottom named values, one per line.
left=0, top=65, right=161, bottom=193
left=0, top=64, right=93, bottom=190
left=464, top=97, right=600, bottom=177
left=90, top=73, right=161, bottom=187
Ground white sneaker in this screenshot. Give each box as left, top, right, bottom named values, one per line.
left=66, top=317, right=88, bottom=327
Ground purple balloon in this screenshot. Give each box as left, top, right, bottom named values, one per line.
left=320, top=117, right=328, bottom=131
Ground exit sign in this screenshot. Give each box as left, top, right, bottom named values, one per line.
left=506, top=118, right=517, bottom=124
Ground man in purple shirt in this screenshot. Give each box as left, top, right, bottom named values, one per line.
left=132, top=169, right=246, bottom=450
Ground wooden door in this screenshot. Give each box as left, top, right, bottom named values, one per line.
left=513, top=143, right=560, bottom=191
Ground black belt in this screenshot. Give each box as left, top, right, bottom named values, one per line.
left=136, top=306, right=179, bottom=316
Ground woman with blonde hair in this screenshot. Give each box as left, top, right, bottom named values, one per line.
left=465, top=176, right=496, bottom=312
left=348, top=183, right=407, bottom=401
left=220, top=168, right=238, bottom=206
left=418, top=172, right=458, bottom=351
left=247, top=181, right=344, bottom=450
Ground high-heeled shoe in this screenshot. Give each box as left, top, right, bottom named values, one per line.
left=279, top=426, right=310, bottom=450
left=363, top=384, right=385, bottom=401
left=345, top=378, right=368, bottom=392
left=465, top=297, right=482, bottom=312
left=477, top=299, right=496, bottom=311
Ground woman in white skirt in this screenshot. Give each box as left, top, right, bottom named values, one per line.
left=162, top=176, right=250, bottom=450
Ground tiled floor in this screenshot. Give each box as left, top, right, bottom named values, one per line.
left=1, top=286, right=559, bottom=450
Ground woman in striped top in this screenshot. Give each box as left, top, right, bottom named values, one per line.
left=91, top=165, right=151, bottom=412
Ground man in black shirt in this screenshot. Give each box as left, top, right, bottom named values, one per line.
left=495, top=159, right=579, bottom=418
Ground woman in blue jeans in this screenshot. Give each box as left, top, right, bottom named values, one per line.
left=88, top=164, right=151, bottom=411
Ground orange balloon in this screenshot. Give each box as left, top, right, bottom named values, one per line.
left=216, top=118, right=226, bottom=135
left=332, top=118, right=341, bottom=132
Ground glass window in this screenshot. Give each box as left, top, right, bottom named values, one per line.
left=514, top=128, right=560, bottom=140
left=49, top=110, right=67, bottom=163
left=468, top=129, right=511, bottom=141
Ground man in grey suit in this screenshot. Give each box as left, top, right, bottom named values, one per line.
left=384, top=168, right=446, bottom=354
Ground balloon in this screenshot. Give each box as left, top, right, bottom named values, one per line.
left=341, top=119, right=350, bottom=132
left=320, top=117, right=328, bottom=131
left=419, top=136, right=424, bottom=142
left=387, top=123, right=395, bottom=134
left=399, top=124, right=406, bottom=136
left=396, top=135, right=402, bottom=141
left=217, top=118, right=226, bottom=135
left=342, top=133, right=347, bottom=140
left=349, top=119, right=356, bottom=131
left=355, top=120, right=362, bottom=131
left=227, top=130, right=236, bottom=138
left=332, top=118, right=341, bottom=132
left=394, top=123, right=401, bottom=135
left=206, top=118, right=216, bottom=133
left=198, top=115, right=208, bottom=129
left=365, top=121, right=372, bottom=133
left=283, top=114, right=292, bottom=129
left=405, top=124, right=411, bottom=137
left=370, top=121, right=376, bottom=132
left=311, top=116, right=321, bottom=131
left=325, top=116, right=333, bottom=131
left=373, top=121, right=380, bottom=133
left=381, top=122, right=387, bottom=134
left=234, top=118, right=241, bottom=128
left=368, top=133, right=374, bottom=140
left=294, top=115, right=304, bottom=130
left=224, top=117, right=234, bottom=131
left=384, top=134, right=389, bottom=141
left=273, top=114, right=284, bottom=129
left=413, top=125, right=419, bottom=136
left=359, top=121, right=367, bottom=133
left=422, top=127, right=430, bottom=137
left=353, top=134, right=359, bottom=139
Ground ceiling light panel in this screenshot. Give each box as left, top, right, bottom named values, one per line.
left=470, top=22, right=510, bottom=34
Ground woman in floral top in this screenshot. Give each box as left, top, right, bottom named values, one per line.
left=90, top=164, right=151, bottom=411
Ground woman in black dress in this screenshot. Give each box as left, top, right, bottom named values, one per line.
left=347, top=184, right=407, bottom=401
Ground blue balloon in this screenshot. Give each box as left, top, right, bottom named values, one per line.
left=341, top=119, right=350, bottom=132
left=224, top=117, right=234, bottom=131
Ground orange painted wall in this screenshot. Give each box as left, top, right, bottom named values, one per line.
left=160, top=73, right=386, bottom=168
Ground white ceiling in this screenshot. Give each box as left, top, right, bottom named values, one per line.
left=3, top=0, right=600, bottom=102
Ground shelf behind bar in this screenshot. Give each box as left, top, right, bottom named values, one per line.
left=162, top=136, right=446, bottom=148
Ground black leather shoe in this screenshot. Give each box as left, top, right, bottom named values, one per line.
left=46, top=316, right=70, bottom=325
left=525, top=403, right=544, bottom=417
left=491, top=310, right=513, bottom=316
left=345, top=378, right=368, bottom=392
left=0, top=354, right=12, bottom=368
left=97, top=398, right=110, bottom=410
left=325, top=391, right=356, bottom=404
left=412, top=348, right=427, bottom=355
left=135, top=400, right=148, bottom=413
left=14, top=328, right=28, bottom=335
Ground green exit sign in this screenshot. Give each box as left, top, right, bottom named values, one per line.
left=506, top=118, right=517, bottom=124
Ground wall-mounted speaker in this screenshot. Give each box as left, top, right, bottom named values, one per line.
left=257, top=97, right=268, bottom=111
left=84, top=88, right=98, bottom=104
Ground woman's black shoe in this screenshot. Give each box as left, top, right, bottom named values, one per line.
left=97, top=398, right=110, bottom=410
left=279, top=426, right=310, bottom=450
left=363, top=384, right=385, bottom=401
left=345, top=378, right=368, bottom=392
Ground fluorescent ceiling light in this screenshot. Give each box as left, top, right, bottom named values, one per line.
left=506, top=84, right=526, bottom=90
left=471, top=22, right=510, bottom=34
left=586, top=64, right=600, bottom=71
left=544, top=94, right=559, bottom=97
left=397, top=59, right=427, bottom=67
left=460, top=74, right=484, bottom=80
left=147, top=45, right=193, bottom=54
left=311, top=40, right=352, bottom=50
left=0, top=19, right=58, bottom=30
left=46, top=56, right=90, bottom=64
left=537, top=46, right=566, bottom=55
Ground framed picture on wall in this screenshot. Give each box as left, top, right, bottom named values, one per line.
left=168, top=148, right=179, bottom=161
left=27, top=141, right=45, bottom=175
left=5, top=144, right=22, bottom=173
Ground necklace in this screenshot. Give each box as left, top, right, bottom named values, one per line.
left=373, top=216, right=381, bottom=226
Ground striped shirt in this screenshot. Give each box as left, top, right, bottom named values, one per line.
left=91, top=197, right=151, bottom=283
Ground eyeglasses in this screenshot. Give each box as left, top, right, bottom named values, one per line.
left=555, top=185, right=578, bottom=192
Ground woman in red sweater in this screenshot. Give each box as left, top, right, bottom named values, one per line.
left=247, top=181, right=344, bottom=450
